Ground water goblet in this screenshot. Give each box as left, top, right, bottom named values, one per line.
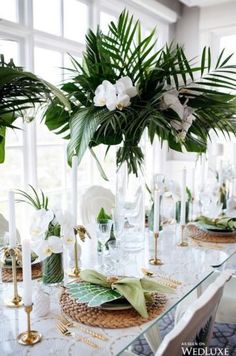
left=107, top=240, right=122, bottom=276
left=96, top=220, right=112, bottom=272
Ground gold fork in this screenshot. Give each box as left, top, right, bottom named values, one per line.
left=58, top=315, right=109, bottom=341
left=56, top=321, right=100, bottom=349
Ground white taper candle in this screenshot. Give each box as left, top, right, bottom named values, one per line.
left=153, top=190, right=160, bottom=233
left=72, top=155, right=78, bottom=226
left=180, top=168, right=186, bottom=225
left=8, top=191, right=16, bottom=248
left=22, top=238, right=32, bottom=306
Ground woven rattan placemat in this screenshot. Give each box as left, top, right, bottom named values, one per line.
left=2, top=263, right=42, bottom=282
left=60, top=288, right=167, bottom=328
left=185, top=223, right=236, bottom=243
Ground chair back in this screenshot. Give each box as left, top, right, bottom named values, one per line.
left=156, top=270, right=233, bottom=356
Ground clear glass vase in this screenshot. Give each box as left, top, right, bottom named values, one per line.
left=115, top=160, right=145, bottom=251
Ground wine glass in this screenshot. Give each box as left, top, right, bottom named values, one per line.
left=96, top=220, right=112, bottom=272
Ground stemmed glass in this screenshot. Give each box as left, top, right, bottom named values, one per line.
left=96, top=220, right=112, bottom=272
left=107, top=240, right=122, bottom=276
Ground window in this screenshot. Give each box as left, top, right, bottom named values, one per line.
left=0, top=0, right=18, bottom=22
left=100, top=11, right=116, bottom=32
left=0, top=39, right=20, bottom=62
left=33, top=0, right=61, bottom=35
left=0, top=0, right=169, bottom=231
left=63, top=0, right=89, bottom=43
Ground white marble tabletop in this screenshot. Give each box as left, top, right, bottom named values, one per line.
left=0, top=225, right=235, bottom=356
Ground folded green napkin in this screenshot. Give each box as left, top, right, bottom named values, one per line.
left=197, top=216, right=236, bottom=231
left=80, top=269, right=174, bottom=318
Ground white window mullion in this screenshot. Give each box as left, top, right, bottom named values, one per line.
left=22, top=0, right=38, bottom=189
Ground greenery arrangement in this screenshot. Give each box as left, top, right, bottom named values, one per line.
left=97, top=207, right=112, bottom=223
left=96, top=207, right=114, bottom=252
left=0, top=55, right=68, bottom=163
left=44, top=10, right=236, bottom=176
left=197, top=215, right=236, bottom=231
left=16, top=186, right=64, bottom=283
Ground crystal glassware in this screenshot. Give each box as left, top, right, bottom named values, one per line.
left=107, top=240, right=122, bottom=275
left=96, top=220, right=112, bottom=272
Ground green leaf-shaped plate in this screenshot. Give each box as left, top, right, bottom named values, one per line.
left=66, top=282, right=122, bottom=307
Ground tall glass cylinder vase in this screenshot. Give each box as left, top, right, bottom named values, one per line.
left=115, top=160, right=145, bottom=251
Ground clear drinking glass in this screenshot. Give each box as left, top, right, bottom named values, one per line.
left=107, top=240, right=122, bottom=275
left=96, top=220, right=112, bottom=272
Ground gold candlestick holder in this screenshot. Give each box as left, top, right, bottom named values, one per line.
left=68, top=230, right=80, bottom=278
left=177, top=224, right=188, bottom=247
left=149, top=232, right=163, bottom=265
left=5, top=248, right=23, bottom=308
left=17, top=304, right=42, bottom=345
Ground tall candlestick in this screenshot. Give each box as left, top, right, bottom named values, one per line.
left=180, top=168, right=186, bottom=225
left=22, top=238, right=32, bottom=306
left=72, top=155, right=78, bottom=226
left=8, top=191, right=16, bottom=248
left=153, top=190, right=160, bottom=233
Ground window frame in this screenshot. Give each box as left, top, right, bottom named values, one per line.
left=0, top=0, right=171, bottom=208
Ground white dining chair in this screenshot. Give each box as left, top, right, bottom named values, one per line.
left=175, top=252, right=236, bottom=325
left=79, top=185, right=115, bottom=225
left=155, top=270, right=233, bottom=356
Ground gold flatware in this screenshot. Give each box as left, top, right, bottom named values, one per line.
left=56, top=321, right=100, bottom=349
left=142, top=268, right=182, bottom=286
left=58, top=315, right=108, bottom=341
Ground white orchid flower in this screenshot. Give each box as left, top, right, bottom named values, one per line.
left=62, top=226, right=75, bottom=248
left=30, top=209, right=54, bottom=240
left=162, top=91, right=196, bottom=140
left=94, top=76, right=137, bottom=111
left=94, top=80, right=116, bottom=108
left=33, top=235, right=63, bottom=261
left=116, top=94, right=131, bottom=110
left=116, top=76, right=137, bottom=98
left=106, top=90, right=118, bottom=111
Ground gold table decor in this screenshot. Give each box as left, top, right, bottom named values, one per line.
left=68, top=225, right=91, bottom=278
left=4, top=247, right=23, bottom=307
left=17, top=304, right=42, bottom=345
left=149, top=232, right=163, bottom=265
left=177, top=224, right=188, bottom=247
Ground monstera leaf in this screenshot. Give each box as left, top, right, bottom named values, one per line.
left=66, top=282, right=122, bottom=307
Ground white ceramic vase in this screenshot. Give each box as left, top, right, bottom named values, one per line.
left=33, top=284, right=50, bottom=317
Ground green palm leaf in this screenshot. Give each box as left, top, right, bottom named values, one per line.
left=67, top=282, right=122, bottom=307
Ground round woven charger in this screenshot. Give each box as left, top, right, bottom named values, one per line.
left=60, top=289, right=167, bottom=328
left=2, top=263, right=42, bottom=282
left=185, top=223, right=236, bottom=243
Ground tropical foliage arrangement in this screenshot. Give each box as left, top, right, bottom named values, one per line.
left=0, top=55, right=68, bottom=163
left=44, top=10, right=236, bottom=176
left=16, top=186, right=74, bottom=261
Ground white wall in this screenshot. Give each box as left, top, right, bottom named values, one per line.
left=175, top=6, right=200, bottom=58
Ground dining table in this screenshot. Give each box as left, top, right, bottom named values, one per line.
left=0, top=224, right=235, bottom=356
